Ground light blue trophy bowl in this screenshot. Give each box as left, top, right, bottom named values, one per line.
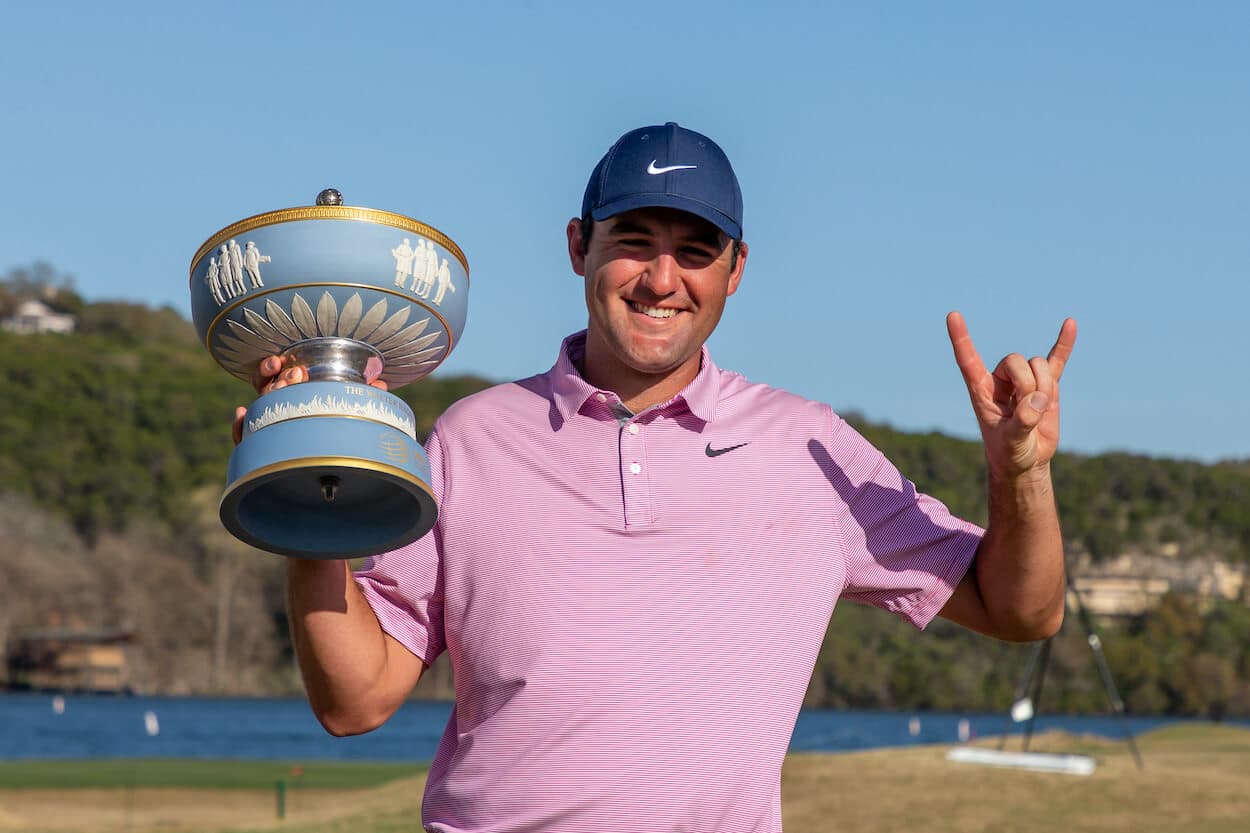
left=189, top=190, right=468, bottom=558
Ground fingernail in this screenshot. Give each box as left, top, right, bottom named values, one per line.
left=1029, top=392, right=1049, bottom=411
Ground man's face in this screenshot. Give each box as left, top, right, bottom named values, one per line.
left=568, top=207, right=747, bottom=390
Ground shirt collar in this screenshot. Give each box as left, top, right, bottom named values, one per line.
left=548, top=330, right=721, bottom=425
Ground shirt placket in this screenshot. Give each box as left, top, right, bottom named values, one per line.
left=618, top=416, right=654, bottom=528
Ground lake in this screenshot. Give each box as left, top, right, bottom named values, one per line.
left=1, top=693, right=1242, bottom=761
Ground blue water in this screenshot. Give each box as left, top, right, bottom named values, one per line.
left=1, top=693, right=1242, bottom=761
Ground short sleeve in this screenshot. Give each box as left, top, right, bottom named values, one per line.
left=826, top=413, right=982, bottom=629
left=353, top=427, right=447, bottom=665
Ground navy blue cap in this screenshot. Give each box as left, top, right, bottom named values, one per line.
left=581, top=122, right=743, bottom=240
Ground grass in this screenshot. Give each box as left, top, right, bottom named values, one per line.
left=1, top=725, right=1248, bottom=832
left=0, top=759, right=425, bottom=790
left=782, top=723, right=1250, bottom=833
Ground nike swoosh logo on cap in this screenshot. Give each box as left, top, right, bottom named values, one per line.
left=647, top=160, right=697, bottom=175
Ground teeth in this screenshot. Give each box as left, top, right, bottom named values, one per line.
left=630, top=302, right=677, bottom=319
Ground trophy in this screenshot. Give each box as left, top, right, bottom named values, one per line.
left=189, top=189, right=468, bottom=558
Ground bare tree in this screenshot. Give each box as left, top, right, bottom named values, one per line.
left=186, top=485, right=280, bottom=693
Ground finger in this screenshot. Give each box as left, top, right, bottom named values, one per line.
left=232, top=406, right=247, bottom=446
left=946, top=311, right=989, bottom=390
left=370, top=379, right=389, bottom=391
left=265, top=365, right=309, bottom=394
left=991, top=353, right=1037, bottom=405
left=1003, top=356, right=1055, bottom=431
left=1047, top=318, right=1077, bottom=381
left=251, top=355, right=283, bottom=392
left=1029, top=355, right=1054, bottom=403
left=991, top=359, right=1050, bottom=435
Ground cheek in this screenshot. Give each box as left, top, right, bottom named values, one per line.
left=691, top=277, right=732, bottom=310
left=588, top=267, right=628, bottom=303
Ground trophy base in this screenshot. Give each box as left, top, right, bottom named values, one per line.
left=220, top=457, right=437, bottom=559
left=221, top=383, right=437, bottom=559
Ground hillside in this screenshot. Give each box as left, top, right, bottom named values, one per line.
left=1, top=295, right=1248, bottom=714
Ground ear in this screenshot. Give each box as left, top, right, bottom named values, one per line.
left=567, top=218, right=587, bottom=276
left=726, top=240, right=748, bottom=297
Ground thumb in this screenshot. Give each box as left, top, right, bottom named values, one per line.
left=232, top=406, right=247, bottom=446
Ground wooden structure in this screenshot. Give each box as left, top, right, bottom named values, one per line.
left=5, top=628, right=135, bottom=693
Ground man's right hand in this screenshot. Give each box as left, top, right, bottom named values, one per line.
left=231, top=355, right=388, bottom=445
left=232, top=356, right=303, bottom=444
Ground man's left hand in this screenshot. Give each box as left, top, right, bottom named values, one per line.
left=946, top=311, right=1077, bottom=480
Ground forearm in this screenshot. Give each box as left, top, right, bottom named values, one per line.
left=286, top=559, right=420, bottom=735
left=974, top=464, right=1067, bottom=641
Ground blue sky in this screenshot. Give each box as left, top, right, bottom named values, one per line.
left=3, top=2, right=1247, bottom=462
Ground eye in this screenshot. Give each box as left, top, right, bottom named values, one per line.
left=679, top=245, right=717, bottom=264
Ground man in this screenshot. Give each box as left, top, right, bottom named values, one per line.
left=245, top=122, right=1075, bottom=832
left=392, top=237, right=416, bottom=287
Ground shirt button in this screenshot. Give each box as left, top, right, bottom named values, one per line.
left=629, top=462, right=641, bottom=475
left=596, top=393, right=607, bottom=403
left=628, top=423, right=639, bottom=435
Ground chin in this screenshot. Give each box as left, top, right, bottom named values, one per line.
left=625, top=349, right=693, bottom=377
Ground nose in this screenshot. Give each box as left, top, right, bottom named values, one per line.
left=640, top=252, right=680, bottom=296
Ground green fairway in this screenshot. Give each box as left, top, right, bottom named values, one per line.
left=0, top=759, right=426, bottom=790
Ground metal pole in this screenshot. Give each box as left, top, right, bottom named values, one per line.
left=999, top=641, right=1044, bottom=751
left=1068, top=577, right=1145, bottom=770
left=1022, top=638, right=1052, bottom=753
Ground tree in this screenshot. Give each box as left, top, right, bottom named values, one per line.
left=0, top=262, right=82, bottom=317
left=184, top=485, right=283, bottom=694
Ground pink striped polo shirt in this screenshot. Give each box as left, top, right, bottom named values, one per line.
left=356, top=331, right=982, bottom=833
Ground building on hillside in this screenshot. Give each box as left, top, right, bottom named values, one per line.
left=5, top=628, right=135, bottom=693
left=1069, top=576, right=1173, bottom=617
left=1070, top=554, right=1248, bottom=617
left=1, top=299, right=76, bottom=334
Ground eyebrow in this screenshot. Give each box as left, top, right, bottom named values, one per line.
left=606, top=219, right=653, bottom=237
left=606, top=218, right=723, bottom=249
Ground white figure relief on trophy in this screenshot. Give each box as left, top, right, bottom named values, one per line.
left=207, top=241, right=271, bottom=306
left=410, top=239, right=430, bottom=296
left=243, top=241, right=271, bottom=288
left=392, top=238, right=415, bottom=287
left=206, top=257, right=225, bottom=305
left=421, top=238, right=438, bottom=298
left=212, top=291, right=448, bottom=379
left=433, top=258, right=456, bottom=306
left=392, top=235, right=456, bottom=303
left=218, top=245, right=238, bottom=299
left=228, top=239, right=245, bottom=294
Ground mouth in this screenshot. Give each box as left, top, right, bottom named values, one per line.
left=628, top=300, right=679, bottom=319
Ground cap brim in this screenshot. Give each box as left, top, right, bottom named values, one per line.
left=590, top=194, right=742, bottom=241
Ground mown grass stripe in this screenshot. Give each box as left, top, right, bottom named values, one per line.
left=0, top=759, right=427, bottom=790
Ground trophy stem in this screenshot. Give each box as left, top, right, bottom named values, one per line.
left=280, top=338, right=384, bottom=385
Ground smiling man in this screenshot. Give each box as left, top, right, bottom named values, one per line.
left=272, top=122, right=1077, bottom=832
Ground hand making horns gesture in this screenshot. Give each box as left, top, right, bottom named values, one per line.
left=946, top=311, right=1078, bottom=479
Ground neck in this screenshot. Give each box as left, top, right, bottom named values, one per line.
left=577, top=343, right=701, bottom=413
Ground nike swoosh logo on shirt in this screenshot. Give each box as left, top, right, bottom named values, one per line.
left=705, top=442, right=749, bottom=458
left=647, top=160, right=698, bottom=175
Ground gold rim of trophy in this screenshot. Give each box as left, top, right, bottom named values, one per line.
left=189, top=205, right=470, bottom=279
left=220, top=456, right=436, bottom=506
